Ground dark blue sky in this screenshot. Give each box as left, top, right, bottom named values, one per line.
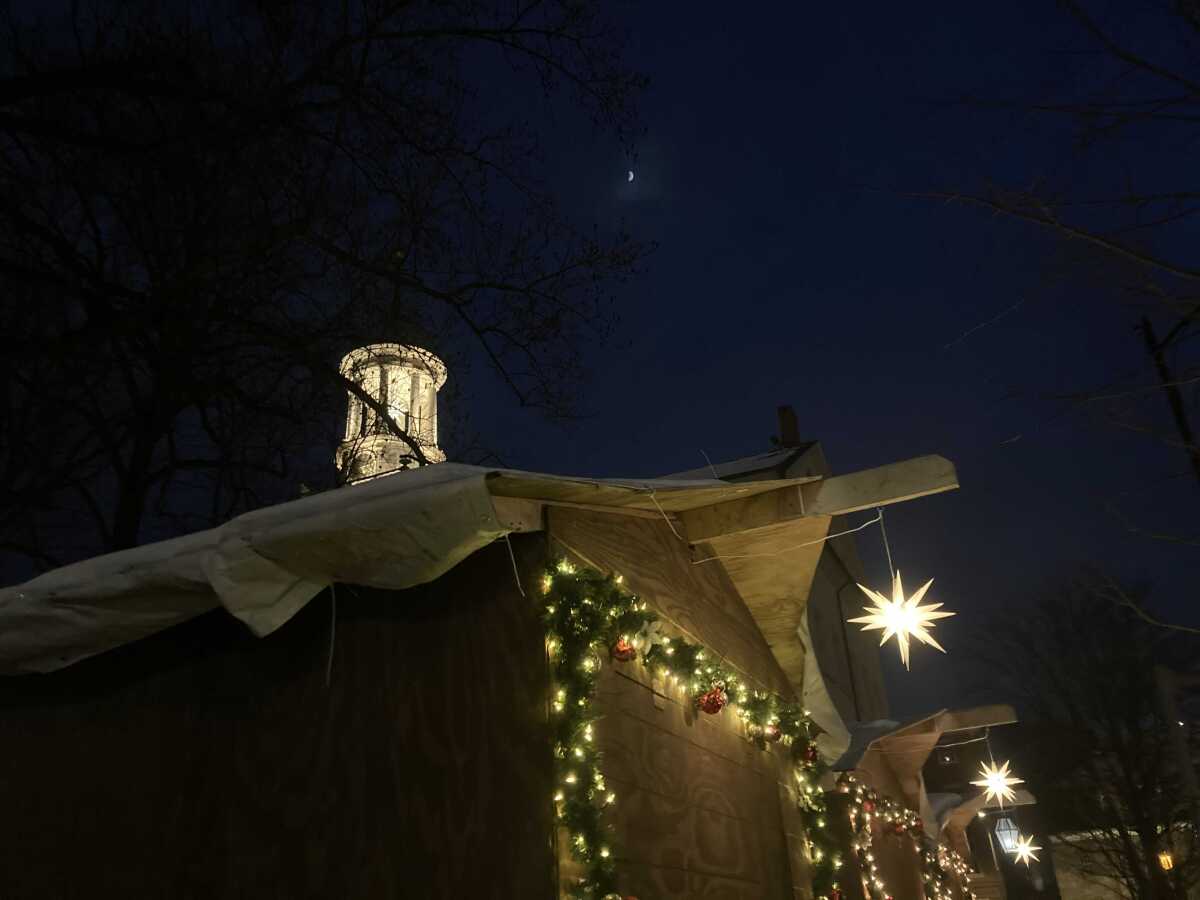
left=462, top=2, right=1200, bottom=716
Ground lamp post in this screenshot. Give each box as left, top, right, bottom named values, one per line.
left=993, top=816, right=1020, bottom=855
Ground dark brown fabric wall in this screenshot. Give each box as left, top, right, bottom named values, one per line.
left=0, top=534, right=553, bottom=900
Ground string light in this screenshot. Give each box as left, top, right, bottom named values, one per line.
left=542, top=559, right=978, bottom=900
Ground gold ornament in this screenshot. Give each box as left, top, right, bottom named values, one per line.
left=848, top=571, right=954, bottom=670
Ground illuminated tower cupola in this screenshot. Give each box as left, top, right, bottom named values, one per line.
left=336, top=343, right=447, bottom=482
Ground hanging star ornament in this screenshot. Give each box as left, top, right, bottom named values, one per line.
left=971, top=760, right=1024, bottom=808
left=1010, top=833, right=1041, bottom=865
left=847, top=571, right=955, bottom=670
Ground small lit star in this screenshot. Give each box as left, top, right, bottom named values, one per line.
left=848, top=571, right=955, bottom=669
left=971, top=760, right=1023, bottom=807
left=1010, top=834, right=1041, bottom=865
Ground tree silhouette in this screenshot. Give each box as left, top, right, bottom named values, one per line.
left=0, top=1, right=649, bottom=574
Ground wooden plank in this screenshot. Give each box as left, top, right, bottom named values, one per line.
left=936, top=704, right=1017, bottom=732
left=589, top=665, right=801, bottom=899
left=487, top=472, right=791, bottom=513
left=548, top=506, right=794, bottom=696
left=875, top=831, right=925, bottom=900
left=617, top=860, right=691, bottom=899
left=678, top=455, right=958, bottom=542
left=0, top=535, right=556, bottom=900
left=608, top=776, right=770, bottom=881
left=777, top=780, right=814, bottom=900
left=698, top=516, right=832, bottom=691
left=679, top=486, right=808, bottom=544
left=800, top=454, right=958, bottom=517
left=596, top=667, right=783, bottom=783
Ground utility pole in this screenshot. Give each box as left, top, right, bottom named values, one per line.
left=1154, top=666, right=1200, bottom=836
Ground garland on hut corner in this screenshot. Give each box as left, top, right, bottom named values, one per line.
left=837, top=774, right=978, bottom=900
left=541, top=559, right=975, bottom=900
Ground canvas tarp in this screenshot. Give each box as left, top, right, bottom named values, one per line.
left=0, top=463, right=810, bottom=675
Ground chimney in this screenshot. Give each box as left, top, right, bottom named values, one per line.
left=336, top=343, right=447, bottom=482
left=777, top=405, right=801, bottom=448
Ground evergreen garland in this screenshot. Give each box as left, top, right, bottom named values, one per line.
left=541, top=559, right=975, bottom=900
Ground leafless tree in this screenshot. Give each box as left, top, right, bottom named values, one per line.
left=0, top=0, right=649, bottom=576
left=927, top=1, right=1200, bottom=499
left=973, top=576, right=1198, bottom=899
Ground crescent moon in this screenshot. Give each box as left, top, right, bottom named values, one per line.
left=627, top=170, right=634, bottom=183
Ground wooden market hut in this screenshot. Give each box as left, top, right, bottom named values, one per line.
left=0, top=437, right=996, bottom=899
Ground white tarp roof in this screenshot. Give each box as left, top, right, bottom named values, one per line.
left=0, top=463, right=806, bottom=675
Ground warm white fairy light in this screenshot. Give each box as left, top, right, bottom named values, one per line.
left=1010, top=834, right=1041, bottom=865
left=970, top=760, right=1023, bottom=808
left=548, top=560, right=982, bottom=900
left=848, top=571, right=955, bottom=669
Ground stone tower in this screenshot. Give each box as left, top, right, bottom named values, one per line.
left=336, top=343, right=447, bottom=482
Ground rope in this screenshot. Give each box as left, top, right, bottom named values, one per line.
left=503, top=533, right=526, bottom=597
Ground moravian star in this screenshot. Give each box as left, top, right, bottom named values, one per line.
left=848, top=570, right=955, bottom=670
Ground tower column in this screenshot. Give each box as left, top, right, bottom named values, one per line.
left=336, top=343, right=447, bottom=482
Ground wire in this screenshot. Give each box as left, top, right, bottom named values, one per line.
left=878, top=506, right=895, bottom=577
left=691, top=513, right=883, bottom=564
left=503, top=533, right=526, bottom=597
left=934, top=732, right=990, bottom=749
left=645, top=487, right=685, bottom=541
left=325, top=584, right=337, bottom=687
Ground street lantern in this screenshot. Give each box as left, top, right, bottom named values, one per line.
left=994, top=816, right=1019, bottom=854
left=1158, top=850, right=1174, bottom=871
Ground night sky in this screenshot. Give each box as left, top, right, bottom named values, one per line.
left=460, top=2, right=1200, bottom=718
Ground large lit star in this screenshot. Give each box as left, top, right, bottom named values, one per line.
left=971, top=760, right=1024, bottom=807
left=848, top=571, right=955, bottom=670
left=1010, top=834, right=1041, bottom=865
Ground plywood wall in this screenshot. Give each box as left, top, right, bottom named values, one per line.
left=548, top=507, right=811, bottom=898
left=805, top=542, right=890, bottom=724
left=0, top=535, right=554, bottom=900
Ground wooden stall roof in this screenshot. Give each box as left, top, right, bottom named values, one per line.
left=485, top=470, right=820, bottom=513
left=836, top=705, right=1021, bottom=840
left=1, top=453, right=958, bottom=678
left=493, top=453, right=958, bottom=696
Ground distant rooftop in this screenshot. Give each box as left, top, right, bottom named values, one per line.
left=664, top=443, right=820, bottom=482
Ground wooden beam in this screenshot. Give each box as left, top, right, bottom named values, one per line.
left=676, top=486, right=808, bottom=545
left=936, top=704, right=1017, bottom=733
left=799, top=454, right=958, bottom=517
left=491, top=496, right=678, bottom=533
left=678, top=455, right=958, bottom=543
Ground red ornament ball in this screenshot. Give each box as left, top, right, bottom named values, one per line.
left=697, top=686, right=728, bottom=715
left=763, top=724, right=783, bottom=743
left=830, top=889, right=842, bottom=900
left=611, top=637, right=637, bottom=662
left=803, top=742, right=819, bottom=763
left=862, top=799, right=876, bottom=813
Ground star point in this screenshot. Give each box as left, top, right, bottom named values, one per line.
left=847, top=571, right=955, bottom=670
left=1010, top=833, right=1041, bottom=865
left=970, top=760, right=1024, bottom=808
